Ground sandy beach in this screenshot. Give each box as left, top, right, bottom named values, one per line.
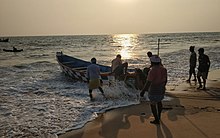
left=59, top=69, right=220, bottom=138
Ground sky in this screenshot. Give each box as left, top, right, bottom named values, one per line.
left=0, top=0, right=220, bottom=36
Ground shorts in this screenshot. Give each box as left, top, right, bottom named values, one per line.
left=88, top=79, right=101, bottom=89
left=148, top=94, right=164, bottom=103
left=197, top=71, right=208, bottom=79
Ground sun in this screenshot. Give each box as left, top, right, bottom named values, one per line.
left=112, top=0, right=136, bottom=3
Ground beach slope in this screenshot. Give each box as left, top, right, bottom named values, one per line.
left=59, top=69, right=220, bottom=138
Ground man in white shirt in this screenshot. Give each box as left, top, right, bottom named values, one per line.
left=87, top=58, right=105, bottom=101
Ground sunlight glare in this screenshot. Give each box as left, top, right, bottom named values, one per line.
left=112, top=0, right=136, bottom=3
left=112, top=34, right=138, bottom=59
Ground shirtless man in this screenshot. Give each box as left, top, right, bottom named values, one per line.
left=111, top=54, right=128, bottom=80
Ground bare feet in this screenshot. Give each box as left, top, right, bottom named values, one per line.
left=197, top=85, right=202, bottom=89
left=150, top=120, right=160, bottom=125
left=192, top=79, right=197, bottom=82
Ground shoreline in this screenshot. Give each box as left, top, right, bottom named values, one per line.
left=58, top=69, right=220, bottom=138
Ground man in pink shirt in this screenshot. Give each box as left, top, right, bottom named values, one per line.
left=140, top=56, right=167, bottom=125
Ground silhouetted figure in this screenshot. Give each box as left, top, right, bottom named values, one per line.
left=135, top=68, right=149, bottom=90
left=186, top=46, right=197, bottom=83
left=140, top=56, right=167, bottom=124
left=197, top=48, right=210, bottom=90
left=111, top=54, right=128, bottom=80
left=147, top=51, right=153, bottom=58
left=86, top=58, right=105, bottom=101
left=13, top=47, right=17, bottom=51
left=133, top=51, right=152, bottom=90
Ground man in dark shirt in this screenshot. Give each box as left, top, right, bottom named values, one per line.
left=187, top=46, right=197, bottom=83
left=197, top=48, right=210, bottom=90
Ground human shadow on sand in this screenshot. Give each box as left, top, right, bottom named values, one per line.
left=156, top=121, right=173, bottom=138
left=98, top=103, right=152, bottom=138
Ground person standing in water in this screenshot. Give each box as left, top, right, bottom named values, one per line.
left=86, top=58, right=105, bottom=101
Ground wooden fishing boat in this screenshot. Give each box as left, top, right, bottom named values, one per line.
left=0, top=38, right=9, bottom=42
left=3, top=49, right=23, bottom=52
left=56, top=52, right=137, bottom=85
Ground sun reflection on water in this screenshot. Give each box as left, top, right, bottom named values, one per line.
left=112, top=34, right=138, bottom=59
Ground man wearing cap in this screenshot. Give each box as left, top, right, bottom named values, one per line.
left=197, top=48, right=210, bottom=90
left=87, top=57, right=105, bottom=101
left=140, top=56, right=167, bottom=125
left=186, top=46, right=197, bottom=83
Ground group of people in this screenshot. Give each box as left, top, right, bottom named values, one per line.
left=86, top=54, right=129, bottom=101
left=187, top=46, right=210, bottom=90
left=86, top=53, right=167, bottom=125
left=86, top=46, right=210, bottom=125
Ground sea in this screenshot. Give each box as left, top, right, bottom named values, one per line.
left=0, top=32, right=220, bottom=137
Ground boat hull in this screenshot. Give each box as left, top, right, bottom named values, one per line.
left=56, top=52, right=137, bottom=84
left=3, top=49, right=23, bottom=52
left=0, top=38, right=9, bottom=42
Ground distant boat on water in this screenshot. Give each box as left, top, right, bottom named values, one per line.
left=0, top=38, right=9, bottom=42
left=3, top=47, right=23, bottom=52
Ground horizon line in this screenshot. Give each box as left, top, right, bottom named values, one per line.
left=1, top=31, right=220, bottom=37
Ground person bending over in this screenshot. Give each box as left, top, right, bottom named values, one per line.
left=111, top=54, right=128, bottom=80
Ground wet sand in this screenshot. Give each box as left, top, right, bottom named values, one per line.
left=59, top=69, right=220, bottom=138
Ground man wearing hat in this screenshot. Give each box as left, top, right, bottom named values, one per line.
left=140, top=56, right=167, bottom=124
left=197, top=48, right=210, bottom=90
left=186, top=46, right=197, bottom=83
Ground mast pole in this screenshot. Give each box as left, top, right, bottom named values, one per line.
left=157, top=38, right=160, bottom=56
